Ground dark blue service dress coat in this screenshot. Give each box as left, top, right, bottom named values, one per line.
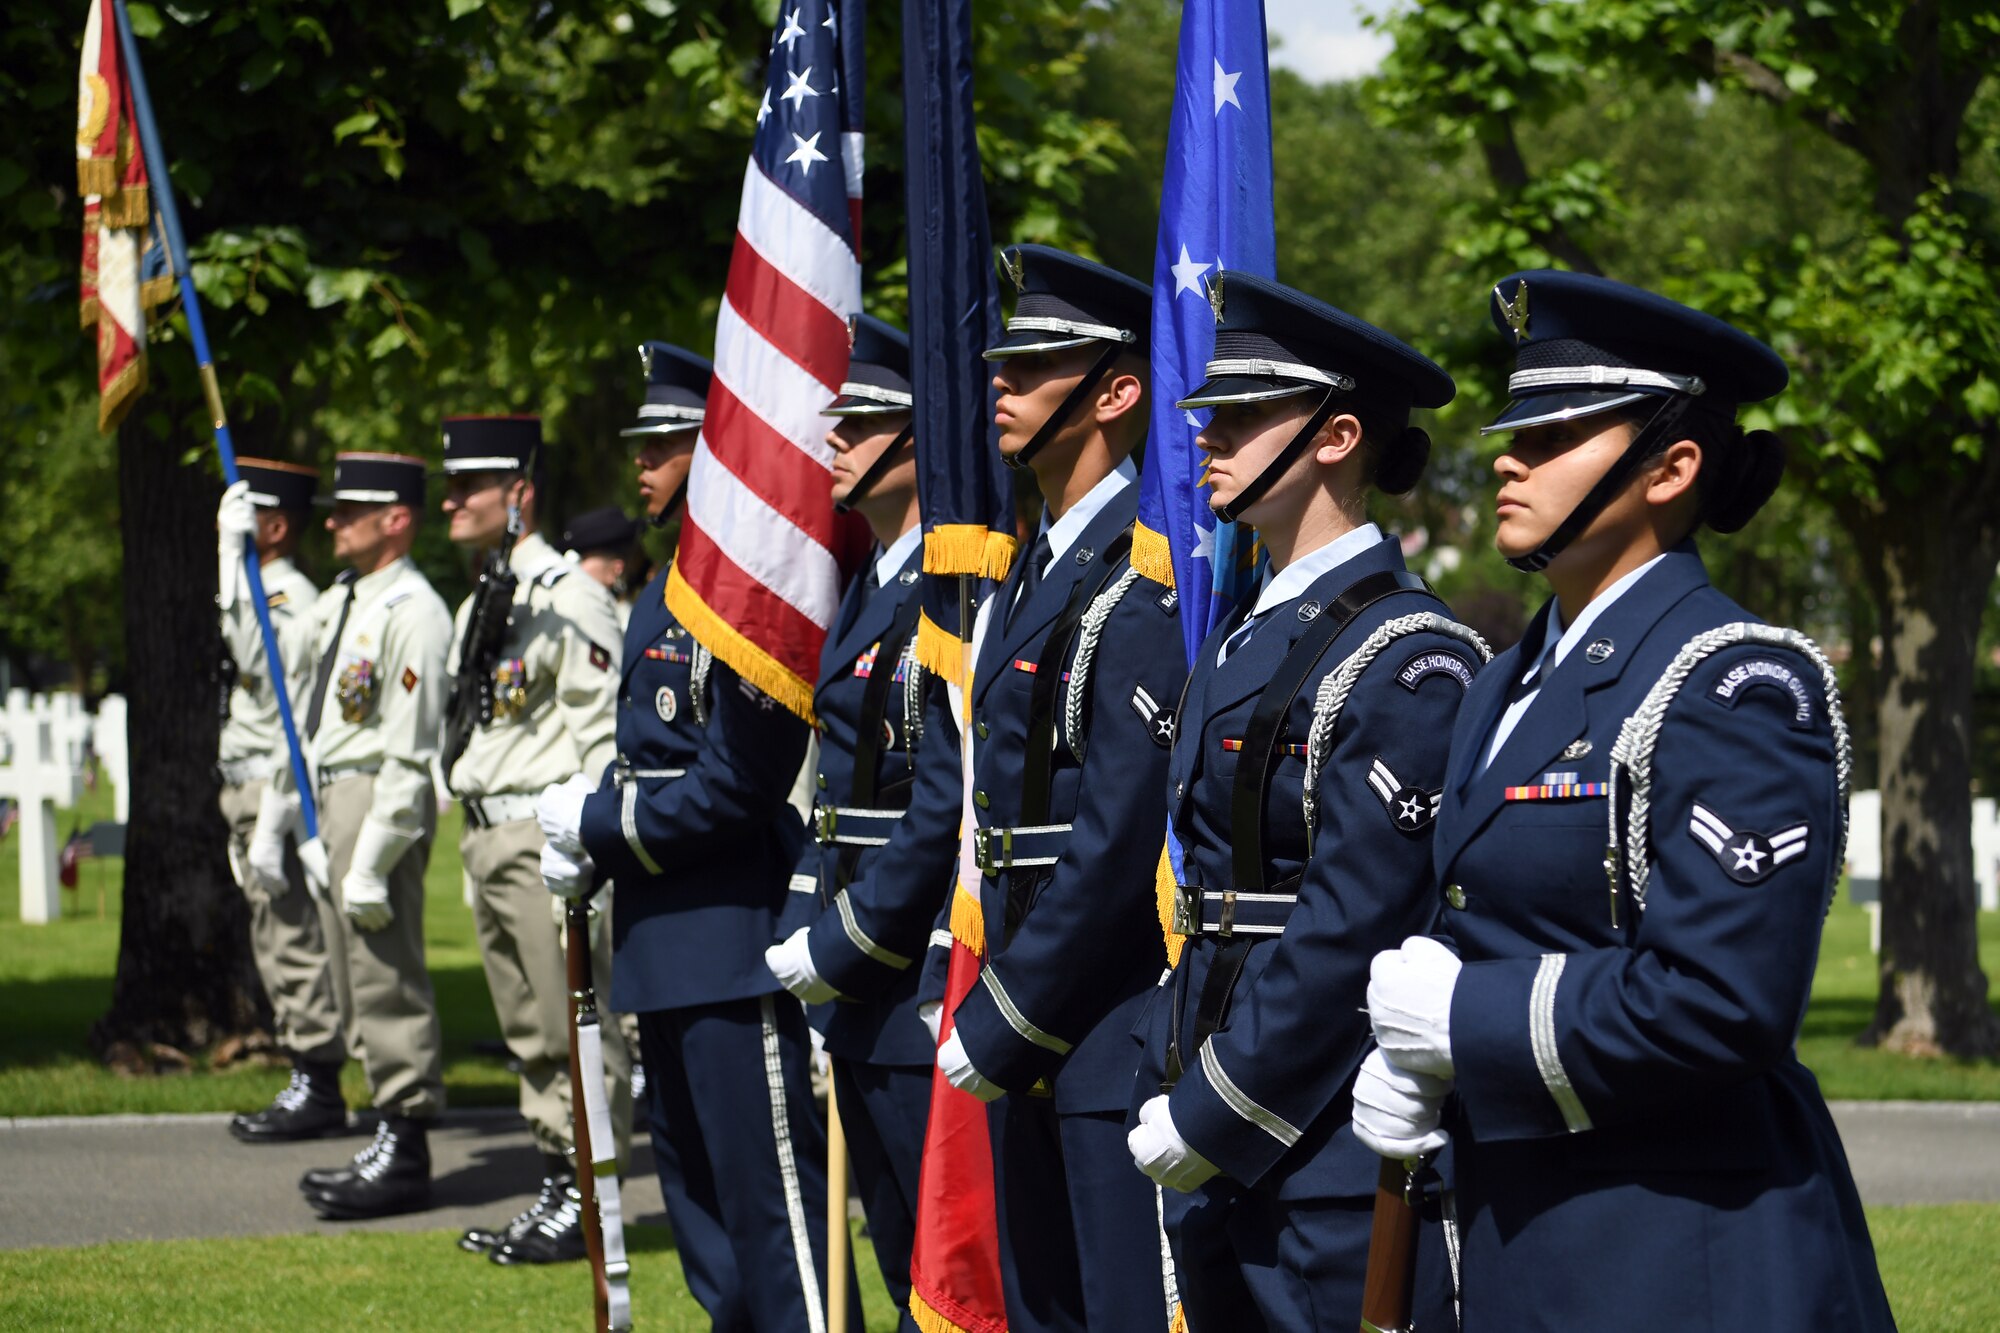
left=930, top=484, right=1188, bottom=1333
left=789, top=549, right=958, bottom=1332
left=1435, top=545, right=1894, bottom=1332
left=1141, top=535, right=1475, bottom=1332
left=577, top=563, right=855, bottom=1333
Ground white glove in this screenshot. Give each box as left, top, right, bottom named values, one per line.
left=1350, top=1049, right=1451, bottom=1159
left=765, top=927, right=839, bottom=1004
left=536, top=773, right=595, bottom=857
left=296, top=836, right=330, bottom=900
left=341, top=816, right=415, bottom=933
left=1367, top=936, right=1462, bottom=1078
left=937, top=1028, right=1003, bottom=1102
left=1128, top=1093, right=1220, bottom=1192
left=246, top=785, right=296, bottom=899
left=541, top=840, right=595, bottom=900
left=217, top=479, right=257, bottom=611
left=918, top=1000, right=943, bottom=1045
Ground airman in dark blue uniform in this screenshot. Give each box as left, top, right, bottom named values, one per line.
left=1359, top=271, right=1895, bottom=1331
left=1123, top=271, right=1477, bottom=1331
left=764, top=315, right=954, bottom=1330
left=537, top=342, right=854, bottom=1332
left=924, top=244, right=1185, bottom=1331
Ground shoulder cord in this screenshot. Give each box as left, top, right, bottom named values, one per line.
left=1607, top=623, right=1851, bottom=917
left=1061, top=565, right=1143, bottom=760
left=900, top=635, right=926, bottom=754
left=1302, top=613, right=1494, bottom=847
left=690, top=643, right=714, bottom=729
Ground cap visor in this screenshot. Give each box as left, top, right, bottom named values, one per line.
left=1480, top=389, right=1651, bottom=434
left=1175, top=377, right=1320, bottom=411
left=619, top=420, right=702, bottom=439
left=823, top=395, right=910, bottom=418
left=981, top=330, right=1100, bottom=360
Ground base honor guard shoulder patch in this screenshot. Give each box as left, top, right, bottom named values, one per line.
left=1367, top=757, right=1441, bottom=835
left=1708, top=656, right=1814, bottom=729
left=1687, top=802, right=1809, bottom=884
left=1397, top=649, right=1474, bottom=692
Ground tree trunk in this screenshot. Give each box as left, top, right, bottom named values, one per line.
left=1860, top=494, right=2000, bottom=1057
left=89, top=424, right=269, bottom=1057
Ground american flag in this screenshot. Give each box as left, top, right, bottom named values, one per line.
left=664, top=0, right=871, bottom=721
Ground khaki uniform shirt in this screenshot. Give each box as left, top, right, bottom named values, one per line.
left=283, top=555, right=452, bottom=837
left=219, top=556, right=320, bottom=767
left=445, top=532, right=621, bottom=798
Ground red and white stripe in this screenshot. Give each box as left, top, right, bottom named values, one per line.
left=670, top=152, right=869, bottom=715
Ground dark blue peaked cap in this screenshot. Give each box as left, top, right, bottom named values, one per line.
left=236, top=457, right=319, bottom=511
left=441, top=415, right=541, bottom=474
left=985, top=243, right=1151, bottom=359
left=1485, top=269, right=1788, bottom=432
left=623, top=341, right=714, bottom=438
left=827, top=314, right=913, bottom=417
left=1179, top=270, right=1454, bottom=416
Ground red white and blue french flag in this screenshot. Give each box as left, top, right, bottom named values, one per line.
left=666, top=0, right=872, bottom=720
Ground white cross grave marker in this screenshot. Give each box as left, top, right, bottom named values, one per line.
left=1, top=690, right=84, bottom=923
left=95, top=694, right=130, bottom=824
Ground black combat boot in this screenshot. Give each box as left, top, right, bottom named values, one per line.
left=303, top=1116, right=433, bottom=1220
left=459, top=1155, right=574, bottom=1254
left=231, top=1061, right=346, bottom=1144
left=490, top=1184, right=589, bottom=1265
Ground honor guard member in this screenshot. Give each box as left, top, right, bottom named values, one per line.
left=221, top=459, right=347, bottom=1143
left=764, top=315, right=955, bottom=1328
left=438, top=416, right=634, bottom=1264
left=536, top=342, right=853, bottom=1330
left=1122, top=274, right=1476, bottom=1330
left=924, top=244, right=1185, bottom=1332
left=561, top=506, right=648, bottom=631
left=269, top=451, right=454, bottom=1220
left=1357, top=272, right=1894, bottom=1330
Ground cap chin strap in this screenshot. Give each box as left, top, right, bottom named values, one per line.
left=645, top=479, right=687, bottom=530
left=1002, top=343, right=1125, bottom=472
left=1212, top=385, right=1345, bottom=525
left=1505, top=392, right=1698, bottom=574
left=833, top=422, right=916, bottom=514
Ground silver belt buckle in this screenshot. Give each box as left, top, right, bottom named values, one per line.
left=1171, top=883, right=1194, bottom=936
left=813, top=804, right=838, bottom=846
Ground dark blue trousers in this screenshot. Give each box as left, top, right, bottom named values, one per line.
left=988, top=1096, right=1168, bottom=1333
left=1168, top=1170, right=1458, bottom=1332
left=635, top=995, right=862, bottom=1332
left=832, top=1058, right=929, bottom=1333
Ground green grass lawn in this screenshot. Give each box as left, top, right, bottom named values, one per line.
left=5, top=791, right=1997, bottom=1111
left=0, top=1219, right=902, bottom=1332
left=0, top=791, right=515, bottom=1115
left=0, top=1207, right=1985, bottom=1331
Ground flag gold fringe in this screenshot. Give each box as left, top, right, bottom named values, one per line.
left=98, top=353, right=145, bottom=434
left=139, top=271, right=174, bottom=313
left=982, top=529, right=1018, bottom=580
left=948, top=880, right=985, bottom=956
left=99, top=185, right=148, bottom=229
left=1170, top=1302, right=1189, bottom=1333
left=664, top=563, right=818, bottom=724
left=910, top=1289, right=981, bottom=1333
left=76, top=157, right=119, bottom=198
left=916, top=610, right=967, bottom=689
left=1132, top=521, right=1175, bottom=588
left=925, top=524, right=1018, bottom=581
left=1155, top=837, right=1184, bottom=968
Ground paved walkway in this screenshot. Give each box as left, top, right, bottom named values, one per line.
left=1, top=1101, right=1995, bottom=1250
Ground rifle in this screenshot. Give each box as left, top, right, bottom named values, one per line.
left=442, top=469, right=532, bottom=784
left=567, top=894, right=632, bottom=1331
left=1358, top=1156, right=1421, bottom=1333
